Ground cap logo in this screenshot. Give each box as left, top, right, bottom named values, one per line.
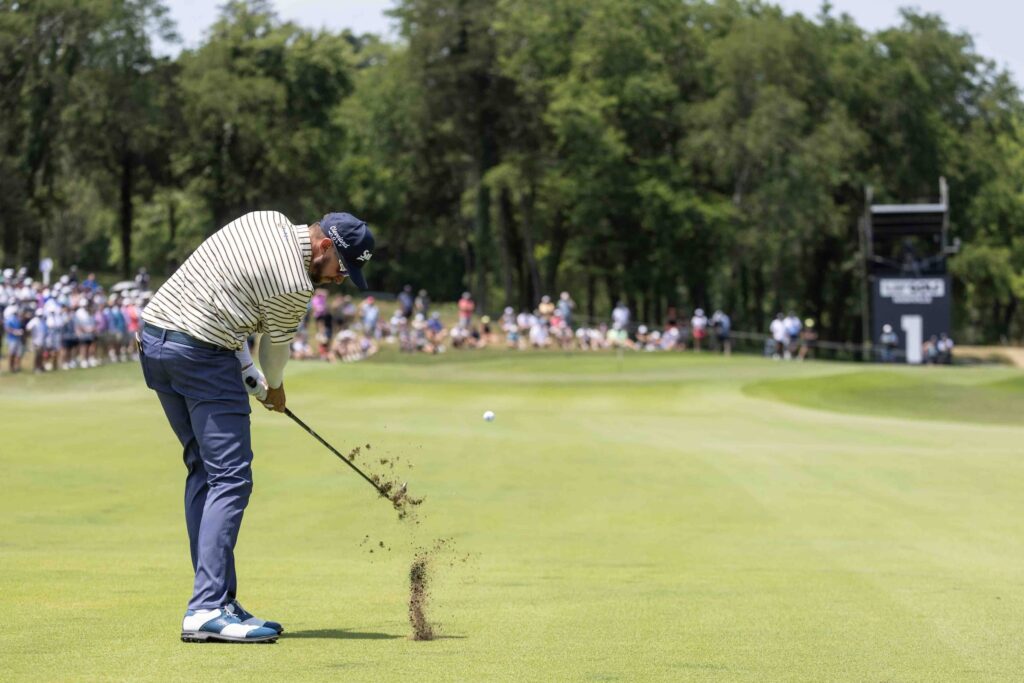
left=356, top=250, right=373, bottom=263
left=328, top=226, right=350, bottom=249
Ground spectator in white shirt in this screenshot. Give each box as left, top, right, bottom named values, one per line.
left=783, top=312, right=802, bottom=357
left=691, top=308, right=708, bottom=352
left=26, top=309, right=47, bottom=373
left=770, top=313, right=789, bottom=359
left=74, top=303, right=98, bottom=367
left=611, top=301, right=630, bottom=330
left=937, top=333, right=954, bottom=364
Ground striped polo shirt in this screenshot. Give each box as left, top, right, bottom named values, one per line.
left=142, top=211, right=313, bottom=350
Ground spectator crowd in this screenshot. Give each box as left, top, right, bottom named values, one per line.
left=2, top=266, right=150, bottom=374
left=2, top=265, right=958, bottom=372
left=285, top=286, right=740, bottom=361
left=878, top=323, right=955, bottom=364
left=286, top=285, right=956, bottom=367
left=766, top=312, right=818, bottom=361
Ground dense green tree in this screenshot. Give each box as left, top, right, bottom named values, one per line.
left=391, top=0, right=518, bottom=311
left=333, top=40, right=468, bottom=293
left=174, top=0, right=355, bottom=232
left=62, top=0, right=178, bottom=278
left=0, top=0, right=97, bottom=269
left=4, top=0, right=1024, bottom=344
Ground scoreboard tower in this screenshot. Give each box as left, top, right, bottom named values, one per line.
left=859, top=179, right=959, bottom=364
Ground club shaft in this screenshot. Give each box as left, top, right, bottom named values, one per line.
left=284, top=408, right=388, bottom=497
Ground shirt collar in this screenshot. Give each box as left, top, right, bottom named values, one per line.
left=294, top=224, right=312, bottom=272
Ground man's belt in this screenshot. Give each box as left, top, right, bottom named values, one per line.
left=142, top=323, right=231, bottom=352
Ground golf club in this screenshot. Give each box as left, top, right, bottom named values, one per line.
left=283, top=407, right=405, bottom=501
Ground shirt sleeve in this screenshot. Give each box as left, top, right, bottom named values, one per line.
left=258, top=335, right=290, bottom=389
left=257, top=291, right=311, bottom=345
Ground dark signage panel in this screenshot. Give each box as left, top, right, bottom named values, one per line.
left=871, top=276, right=952, bottom=363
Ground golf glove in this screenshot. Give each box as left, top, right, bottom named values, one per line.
left=235, top=345, right=268, bottom=402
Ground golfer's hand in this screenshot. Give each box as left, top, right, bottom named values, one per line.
left=236, top=346, right=268, bottom=401
left=242, top=371, right=268, bottom=401
left=263, top=384, right=286, bottom=412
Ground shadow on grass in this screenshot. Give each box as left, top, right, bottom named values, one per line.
left=285, top=629, right=403, bottom=640
left=285, top=629, right=467, bottom=641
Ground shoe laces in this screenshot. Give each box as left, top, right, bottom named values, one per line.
left=218, top=608, right=242, bottom=625
left=226, top=600, right=252, bottom=620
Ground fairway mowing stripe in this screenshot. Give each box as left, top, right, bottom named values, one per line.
left=6, top=355, right=1024, bottom=679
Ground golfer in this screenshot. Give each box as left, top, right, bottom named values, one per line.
left=139, top=211, right=375, bottom=643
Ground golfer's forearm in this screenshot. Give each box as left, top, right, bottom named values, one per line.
left=235, top=341, right=256, bottom=371
left=258, top=336, right=290, bottom=388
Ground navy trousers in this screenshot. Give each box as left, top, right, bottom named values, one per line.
left=139, top=328, right=252, bottom=610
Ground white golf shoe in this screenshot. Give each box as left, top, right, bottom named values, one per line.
left=224, top=599, right=284, bottom=634
left=180, top=608, right=278, bottom=643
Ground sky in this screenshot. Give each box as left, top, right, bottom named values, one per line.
left=157, top=0, right=1023, bottom=84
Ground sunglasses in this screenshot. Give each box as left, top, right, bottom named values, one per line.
left=332, top=243, right=349, bottom=280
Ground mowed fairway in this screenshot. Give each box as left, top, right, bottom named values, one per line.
left=3, top=351, right=1024, bottom=681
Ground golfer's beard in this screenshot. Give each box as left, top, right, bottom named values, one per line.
left=309, top=257, right=330, bottom=284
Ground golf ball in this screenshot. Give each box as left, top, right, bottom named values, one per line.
left=483, top=410, right=495, bottom=422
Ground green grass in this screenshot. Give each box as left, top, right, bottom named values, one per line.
left=2, top=351, right=1024, bottom=681
left=745, top=367, right=1024, bottom=425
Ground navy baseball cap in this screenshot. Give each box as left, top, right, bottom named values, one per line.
left=321, top=212, right=375, bottom=291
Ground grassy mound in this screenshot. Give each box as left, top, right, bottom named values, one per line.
left=745, top=368, right=1024, bottom=425
left=3, top=353, right=1024, bottom=680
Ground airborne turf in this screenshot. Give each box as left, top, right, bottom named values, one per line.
left=2, top=351, right=1024, bottom=680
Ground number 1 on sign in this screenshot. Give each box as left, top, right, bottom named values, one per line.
left=901, top=315, right=922, bottom=364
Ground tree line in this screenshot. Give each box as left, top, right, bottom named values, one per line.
left=3, top=0, right=1024, bottom=343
